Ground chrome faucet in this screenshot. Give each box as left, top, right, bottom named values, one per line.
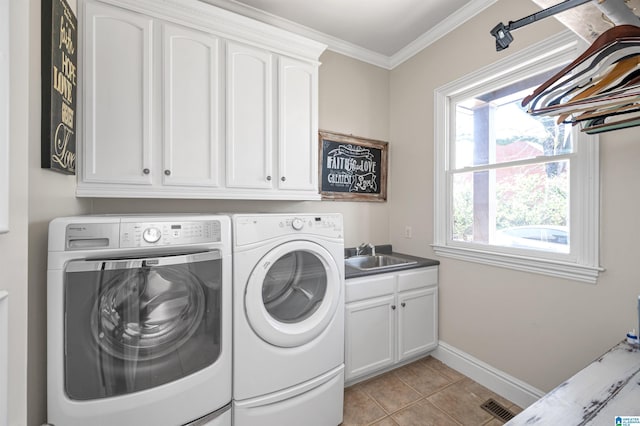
left=356, top=243, right=375, bottom=256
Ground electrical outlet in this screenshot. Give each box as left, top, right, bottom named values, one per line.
left=404, top=225, right=412, bottom=239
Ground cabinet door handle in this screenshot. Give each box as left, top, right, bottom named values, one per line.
left=391, top=305, right=396, bottom=310
left=401, top=302, right=406, bottom=308
left=281, top=176, right=286, bottom=182
left=164, top=170, right=171, bottom=176
left=143, top=168, right=150, bottom=175
left=266, top=175, right=272, bottom=181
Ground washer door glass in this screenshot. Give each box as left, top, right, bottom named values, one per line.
left=63, top=251, right=223, bottom=400
left=245, top=241, right=341, bottom=347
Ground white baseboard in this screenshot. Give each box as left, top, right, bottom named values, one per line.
left=431, top=341, right=545, bottom=409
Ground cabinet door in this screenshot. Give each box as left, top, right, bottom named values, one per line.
left=226, top=42, right=273, bottom=189
left=277, top=56, right=317, bottom=191
left=83, top=1, right=153, bottom=184
left=345, top=295, right=395, bottom=381
left=162, top=23, right=221, bottom=187
left=397, top=287, right=438, bottom=362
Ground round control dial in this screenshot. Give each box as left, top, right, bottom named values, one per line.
left=291, top=218, right=304, bottom=231
left=142, top=227, right=162, bottom=243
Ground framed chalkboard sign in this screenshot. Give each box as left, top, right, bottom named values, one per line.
left=319, top=131, right=388, bottom=201
left=41, top=0, right=77, bottom=174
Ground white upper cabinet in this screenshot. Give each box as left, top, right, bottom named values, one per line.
left=163, top=24, right=221, bottom=188
left=82, top=1, right=153, bottom=185
left=226, top=42, right=273, bottom=190
left=225, top=46, right=319, bottom=194
left=278, top=57, right=318, bottom=191
left=77, top=0, right=325, bottom=199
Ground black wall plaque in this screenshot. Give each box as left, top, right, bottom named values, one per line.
left=42, top=0, right=77, bottom=174
left=319, top=131, right=388, bottom=201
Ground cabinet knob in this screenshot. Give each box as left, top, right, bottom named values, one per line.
left=401, top=302, right=406, bottom=308
left=143, top=168, right=150, bottom=175
left=391, top=305, right=396, bottom=310
left=266, top=175, right=272, bottom=181
left=164, top=170, right=171, bottom=176
left=281, top=176, right=286, bottom=182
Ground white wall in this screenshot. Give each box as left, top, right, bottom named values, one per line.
left=90, top=50, right=392, bottom=249
left=0, top=0, right=8, bottom=234
left=0, top=1, right=94, bottom=425
left=1, top=1, right=30, bottom=423
left=28, top=0, right=91, bottom=421
left=389, top=0, right=640, bottom=393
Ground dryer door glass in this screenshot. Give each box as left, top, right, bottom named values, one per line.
left=262, top=251, right=326, bottom=323
left=245, top=241, right=341, bottom=347
left=63, top=251, right=223, bottom=400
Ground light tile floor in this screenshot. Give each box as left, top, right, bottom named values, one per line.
left=341, top=356, right=523, bottom=426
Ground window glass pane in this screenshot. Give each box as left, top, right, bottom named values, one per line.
left=452, top=173, right=474, bottom=242
left=454, top=86, right=573, bottom=169
left=452, top=161, right=569, bottom=253
left=435, top=35, right=600, bottom=280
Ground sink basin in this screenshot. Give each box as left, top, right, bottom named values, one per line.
left=345, top=254, right=417, bottom=271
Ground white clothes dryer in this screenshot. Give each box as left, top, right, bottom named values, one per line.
left=232, top=213, right=345, bottom=426
left=47, top=215, right=232, bottom=426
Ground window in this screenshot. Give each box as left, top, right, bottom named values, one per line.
left=433, top=31, right=601, bottom=283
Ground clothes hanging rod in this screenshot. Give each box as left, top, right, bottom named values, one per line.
left=490, top=0, right=591, bottom=51
left=490, top=0, right=640, bottom=52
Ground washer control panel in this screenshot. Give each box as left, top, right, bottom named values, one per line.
left=64, top=221, right=222, bottom=250
left=120, top=221, right=221, bottom=247
left=142, top=227, right=162, bottom=243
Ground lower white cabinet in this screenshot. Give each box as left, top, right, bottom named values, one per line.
left=345, top=267, right=438, bottom=382
left=345, top=293, right=396, bottom=378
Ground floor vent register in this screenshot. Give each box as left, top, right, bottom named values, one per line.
left=480, top=398, right=516, bottom=422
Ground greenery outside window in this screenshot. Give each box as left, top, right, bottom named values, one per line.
left=433, top=31, right=602, bottom=283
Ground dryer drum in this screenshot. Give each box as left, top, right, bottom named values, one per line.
left=262, top=251, right=328, bottom=324
left=91, top=266, right=205, bottom=361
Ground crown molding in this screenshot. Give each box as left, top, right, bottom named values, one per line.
left=93, top=0, right=326, bottom=60
left=390, top=0, right=499, bottom=69
left=199, top=0, right=391, bottom=67
left=200, top=0, right=499, bottom=70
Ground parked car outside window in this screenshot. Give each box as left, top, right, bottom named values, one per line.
left=494, top=226, right=569, bottom=253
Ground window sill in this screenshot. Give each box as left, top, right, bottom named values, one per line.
left=432, top=244, right=603, bottom=284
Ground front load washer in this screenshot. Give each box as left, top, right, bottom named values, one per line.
left=47, top=215, right=232, bottom=426
left=232, top=213, right=345, bottom=426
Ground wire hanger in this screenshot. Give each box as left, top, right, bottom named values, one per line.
left=491, top=0, right=640, bottom=134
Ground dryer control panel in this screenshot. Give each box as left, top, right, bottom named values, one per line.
left=233, top=214, right=343, bottom=246
left=281, top=216, right=339, bottom=232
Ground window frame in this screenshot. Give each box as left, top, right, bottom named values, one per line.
left=433, top=30, right=602, bottom=284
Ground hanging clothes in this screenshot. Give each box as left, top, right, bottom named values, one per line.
left=522, top=24, right=640, bottom=134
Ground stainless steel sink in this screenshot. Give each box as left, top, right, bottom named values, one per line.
left=345, top=254, right=417, bottom=271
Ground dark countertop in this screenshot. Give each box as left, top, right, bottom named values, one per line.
left=344, top=244, right=440, bottom=279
